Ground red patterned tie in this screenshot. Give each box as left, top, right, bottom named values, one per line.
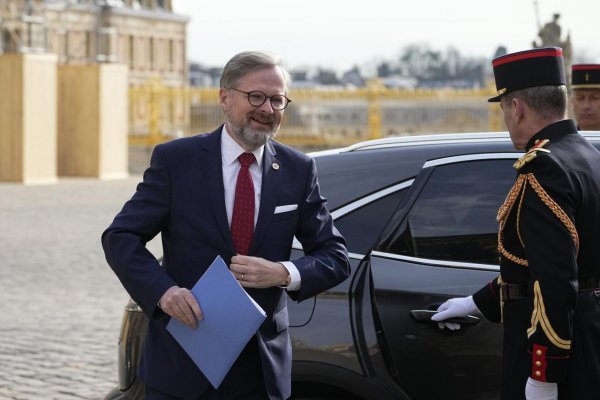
left=231, top=152, right=255, bottom=255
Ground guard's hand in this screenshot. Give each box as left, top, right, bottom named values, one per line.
left=230, top=255, right=289, bottom=288
left=159, top=286, right=203, bottom=328
left=525, top=377, right=557, bottom=400
left=430, top=295, right=478, bottom=331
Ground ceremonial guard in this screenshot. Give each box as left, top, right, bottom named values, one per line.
left=571, top=64, right=600, bottom=130
left=433, top=48, right=600, bottom=399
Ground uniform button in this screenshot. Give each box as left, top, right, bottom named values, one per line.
left=536, top=349, right=543, bottom=356
left=535, top=361, right=542, bottom=367
left=535, top=371, right=542, bottom=377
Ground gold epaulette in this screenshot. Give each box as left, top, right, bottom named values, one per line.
left=513, top=139, right=551, bottom=170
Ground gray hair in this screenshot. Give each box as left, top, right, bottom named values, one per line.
left=219, top=51, right=291, bottom=91
left=504, top=85, right=567, bottom=120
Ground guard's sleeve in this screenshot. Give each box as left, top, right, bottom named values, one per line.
left=473, top=276, right=502, bottom=323
left=519, top=154, right=579, bottom=383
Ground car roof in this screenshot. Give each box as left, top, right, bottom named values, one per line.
left=310, top=131, right=600, bottom=156
left=310, top=131, right=600, bottom=211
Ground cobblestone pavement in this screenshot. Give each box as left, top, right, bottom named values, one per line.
left=0, top=177, right=160, bottom=400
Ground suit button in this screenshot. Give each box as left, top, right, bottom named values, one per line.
left=535, top=371, right=542, bottom=377
left=535, top=361, right=542, bottom=367
left=536, top=349, right=543, bottom=356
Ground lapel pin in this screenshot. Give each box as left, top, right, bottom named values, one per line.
left=272, top=162, right=280, bottom=170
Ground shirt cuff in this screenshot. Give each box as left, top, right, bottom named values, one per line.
left=280, top=261, right=301, bottom=291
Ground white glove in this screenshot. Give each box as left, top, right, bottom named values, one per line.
left=430, top=295, right=479, bottom=330
left=525, top=377, right=557, bottom=400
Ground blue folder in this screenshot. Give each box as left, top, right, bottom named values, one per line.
left=166, top=255, right=266, bottom=388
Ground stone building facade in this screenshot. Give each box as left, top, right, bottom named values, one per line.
left=0, top=0, right=189, bottom=86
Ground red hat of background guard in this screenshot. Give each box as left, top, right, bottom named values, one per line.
left=572, top=64, right=600, bottom=89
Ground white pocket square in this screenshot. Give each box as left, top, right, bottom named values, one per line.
left=274, top=204, right=298, bottom=214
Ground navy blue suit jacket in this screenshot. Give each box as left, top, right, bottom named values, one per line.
left=101, top=127, right=350, bottom=400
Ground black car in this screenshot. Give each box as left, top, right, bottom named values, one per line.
left=105, top=131, right=600, bottom=400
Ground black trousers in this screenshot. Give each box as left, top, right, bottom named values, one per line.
left=145, top=337, right=269, bottom=400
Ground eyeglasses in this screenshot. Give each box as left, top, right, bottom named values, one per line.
left=228, top=87, right=292, bottom=110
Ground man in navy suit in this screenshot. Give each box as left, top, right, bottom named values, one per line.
left=102, top=51, right=350, bottom=400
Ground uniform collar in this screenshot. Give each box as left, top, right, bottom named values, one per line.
left=525, top=119, right=578, bottom=151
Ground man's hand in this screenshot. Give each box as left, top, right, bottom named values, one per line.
left=525, top=377, right=557, bottom=400
left=230, top=255, right=289, bottom=288
left=430, top=295, right=478, bottom=330
left=159, top=286, right=203, bottom=328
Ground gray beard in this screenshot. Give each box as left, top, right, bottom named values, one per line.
left=228, top=119, right=278, bottom=150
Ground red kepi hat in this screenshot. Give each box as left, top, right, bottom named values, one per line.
left=572, top=64, right=600, bottom=89
left=489, top=47, right=566, bottom=102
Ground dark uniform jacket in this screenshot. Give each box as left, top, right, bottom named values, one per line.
left=473, top=119, right=600, bottom=399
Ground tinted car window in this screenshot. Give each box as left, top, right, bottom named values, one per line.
left=383, top=160, right=515, bottom=264
left=335, top=189, right=408, bottom=254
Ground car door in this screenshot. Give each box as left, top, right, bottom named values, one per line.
left=363, top=155, right=519, bottom=400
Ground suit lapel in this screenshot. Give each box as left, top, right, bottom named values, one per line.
left=202, top=127, right=236, bottom=254
left=250, top=141, right=281, bottom=254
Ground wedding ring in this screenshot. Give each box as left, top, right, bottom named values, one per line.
left=241, top=273, right=245, bottom=281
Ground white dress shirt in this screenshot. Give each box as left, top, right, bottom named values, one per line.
left=221, top=126, right=300, bottom=291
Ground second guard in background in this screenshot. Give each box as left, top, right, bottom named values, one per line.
left=432, top=48, right=600, bottom=400
left=571, top=64, right=600, bottom=130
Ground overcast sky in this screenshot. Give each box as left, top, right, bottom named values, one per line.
left=172, top=0, right=600, bottom=72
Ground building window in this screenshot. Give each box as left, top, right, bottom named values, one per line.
left=149, top=37, right=154, bottom=70
left=86, top=31, right=93, bottom=61
left=129, top=35, right=135, bottom=68
left=168, top=39, right=174, bottom=71
left=62, top=30, right=69, bottom=62
left=1, top=29, right=8, bottom=52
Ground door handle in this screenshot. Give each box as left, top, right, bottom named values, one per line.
left=410, top=309, right=480, bottom=325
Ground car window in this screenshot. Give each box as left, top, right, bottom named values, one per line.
left=334, top=189, right=407, bottom=254
left=381, top=159, right=515, bottom=265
